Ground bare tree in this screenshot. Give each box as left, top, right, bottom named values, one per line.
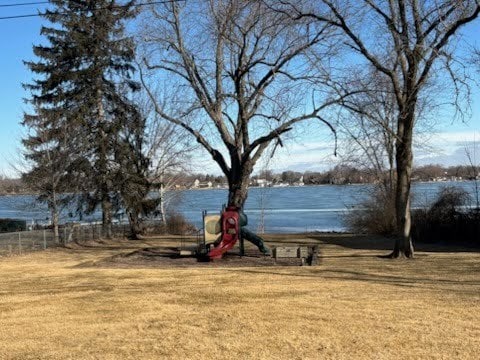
left=143, top=99, right=195, bottom=223
left=474, top=48, right=480, bottom=68
left=335, top=70, right=399, bottom=235
left=139, top=0, right=347, bottom=208
left=282, top=0, right=480, bottom=257
left=338, top=69, right=398, bottom=194
left=464, top=138, right=479, bottom=209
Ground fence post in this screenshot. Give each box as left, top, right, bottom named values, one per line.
left=18, top=232, right=21, bottom=254
left=43, top=230, right=47, bottom=250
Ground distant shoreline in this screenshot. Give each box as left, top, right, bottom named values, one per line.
left=0, top=178, right=478, bottom=196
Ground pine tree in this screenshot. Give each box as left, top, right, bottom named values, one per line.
left=113, top=106, right=156, bottom=239
left=22, top=108, right=74, bottom=243
left=23, top=0, right=145, bottom=239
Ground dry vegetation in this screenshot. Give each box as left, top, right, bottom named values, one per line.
left=0, top=234, right=479, bottom=359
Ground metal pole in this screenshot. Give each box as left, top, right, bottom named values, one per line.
left=239, top=236, right=245, bottom=257
left=43, top=230, right=47, bottom=250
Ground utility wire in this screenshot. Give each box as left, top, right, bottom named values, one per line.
left=0, top=1, right=49, bottom=7
left=0, top=13, right=38, bottom=19
left=0, top=0, right=183, bottom=20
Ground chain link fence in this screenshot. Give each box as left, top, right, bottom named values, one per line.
left=0, top=218, right=195, bottom=257
left=0, top=222, right=133, bottom=257
left=0, top=229, right=56, bottom=256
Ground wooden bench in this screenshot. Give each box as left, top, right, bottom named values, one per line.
left=273, top=245, right=319, bottom=266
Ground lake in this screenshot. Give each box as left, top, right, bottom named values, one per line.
left=0, top=181, right=478, bottom=233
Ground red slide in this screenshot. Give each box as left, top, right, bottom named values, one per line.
left=208, top=207, right=239, bottom=260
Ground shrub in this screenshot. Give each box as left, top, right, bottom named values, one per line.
left=344, top=186, right=396, bottom=235
left=165, top=212, right=197, bottom=235
left=0, top=219, right=27, bottom=232
left=411, top=186, right=479, bottom=245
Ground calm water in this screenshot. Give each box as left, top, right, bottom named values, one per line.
left=0, top=181, right=477, bottom=233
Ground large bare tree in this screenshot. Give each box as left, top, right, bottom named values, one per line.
left=139, top=0, right=348, bottom=208
left=282, top=0, right=480, bottom=257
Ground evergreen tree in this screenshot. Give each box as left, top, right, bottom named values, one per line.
left=23, top=0, right=146, bottom=238
left=113, top=106, right=157, bottom=238
left=22, top=108, right=73, bottom=243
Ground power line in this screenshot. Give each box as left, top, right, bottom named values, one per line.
left=0, top=13, right=39, bottom=19
left=0, top=1, right=49, bottom=7
left=0, top=0, right=183, bottom=20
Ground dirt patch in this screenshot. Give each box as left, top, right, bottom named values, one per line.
left=99, top=246, right=308, bottom=268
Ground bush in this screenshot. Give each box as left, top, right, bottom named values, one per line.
left=411, top=186, right=480, bottom=245
left=0, top=219, right=27, bottom=232
left=165, top=212, right=197, bottom=235
left=344, top=186, right=396, bottom=235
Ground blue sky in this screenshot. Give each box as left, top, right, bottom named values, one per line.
left=0, top=2, right=479, bottom=177
left=0, top=5, right=44, bottom=176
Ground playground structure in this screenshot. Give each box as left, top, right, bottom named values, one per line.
left=206, top=206, right=241, bottom=259
left=179, top=206, right=318, bottom=265
left=181, top=206, right=270, bottom=260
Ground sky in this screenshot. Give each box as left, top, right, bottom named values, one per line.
left=0, top=1, right=479, bottom=177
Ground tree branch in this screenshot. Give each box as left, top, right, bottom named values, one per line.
left=138, top=64, right=230, bottom=176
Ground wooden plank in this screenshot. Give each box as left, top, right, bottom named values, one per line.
left=179, top=250, right=194, bottom=256
left=298, top=246, right=309, bottom=258
left=274, top=246, right=299, bottom=258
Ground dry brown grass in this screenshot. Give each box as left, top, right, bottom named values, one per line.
left=0, top=234, right=479, bottom=359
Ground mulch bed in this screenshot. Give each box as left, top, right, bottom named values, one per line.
left=100, top=246, right=307, bottom=268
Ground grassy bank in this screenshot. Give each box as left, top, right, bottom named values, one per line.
left=0, top=234, right=479, bottom=359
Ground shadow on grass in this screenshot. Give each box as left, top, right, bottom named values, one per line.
left=307, top=233, right=480, bottom=253
left=308, top=234, right=393, bottom=251
left=225, top=267, right=480, bottom=295
left=63, top=237, right=177, bottom=253
left=413, top=242, right=480, bottom=253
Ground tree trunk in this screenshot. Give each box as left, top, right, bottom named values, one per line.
left=228, top=180, right=249, bottom=208
left=96, top=88, right=113, bottom=239
left=391, top=172, right=414, bottom=258
left=128, top=211, right=143, bottom=239
left=227, top=164, right=252, bottom=208
left=51, top=208, right=60, bottom=245
left=158, top=176, right=167, bottom=224
left=102, top=197, right=113, bottom=239
left=389, top=109, right=415, bottom=259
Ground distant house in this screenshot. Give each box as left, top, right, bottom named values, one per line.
left=293, top=175, right=304, bottom=186
left=253, top=178, right=272, bottom=187
left=192, top=179, right=213, bottom=189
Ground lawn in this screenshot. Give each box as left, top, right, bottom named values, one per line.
left=0, top=234, right=479, bottom=359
